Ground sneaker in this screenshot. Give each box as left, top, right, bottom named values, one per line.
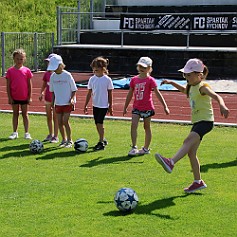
left=9, top=132, right=18, bottom=140
left=155, top=153, right=174, bottom=173
left=58, top=140, right=67, bottom=147
left=128, top=146, right=138, bottom=156
left=50, top=136, right=59, bottom=143
left=138, top=147, right=150, bottom=155
left=24, top=133, right=32, bottom=140
left=93, top=142, right=105, bottom=151
left=43, top=134, right=52, bottom=142
left=65, top=140, right=73, bottom=148
left=184, top=180, right=207, bottom=193
left=103, top=139, right=108, bottom=146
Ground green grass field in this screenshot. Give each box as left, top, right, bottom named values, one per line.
left=0, top=113, right=236, bottom=237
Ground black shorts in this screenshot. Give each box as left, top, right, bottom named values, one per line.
left=191, top=121, right=214, bottom=140
left=93, top=106, right=108, bottom=124
left=12, top=100, right=29, bottom=105
left=132, top=108, right=155, bottom=119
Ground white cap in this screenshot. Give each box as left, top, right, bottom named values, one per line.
left=44, top=53, right=58, bottom=61
left=179, top=58, right=204, bottom=73
left=137, top=57, right=152, bottom=68
left=47, top=55, right=63, bottom=71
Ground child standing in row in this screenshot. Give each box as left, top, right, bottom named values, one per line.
left=123, top=57, right=170, bottom=156
left=6, top=48, right=33, bottom=140
left=155, top=58, right=229, bottom=193
left=39, top=53, right=59, bottom=143
left=84, top=56, right=114, bottom=151
left=47, top=54, right=77, bottom=148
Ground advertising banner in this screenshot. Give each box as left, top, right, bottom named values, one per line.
left=120, top=14, right=237, bottom=31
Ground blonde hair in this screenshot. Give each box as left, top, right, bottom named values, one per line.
left=13, top=48, right=26, bottom=58
left=90, top=56, right=109, bottom=75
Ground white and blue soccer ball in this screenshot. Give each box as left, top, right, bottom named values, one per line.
left=74, top=138, right=88, bottom=152
left=29, top=139, right=44, bottom=154
left=114, top=187, right=139, bottom=212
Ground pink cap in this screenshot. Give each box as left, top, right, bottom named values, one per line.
left=179, top=58, right=204, bottom=73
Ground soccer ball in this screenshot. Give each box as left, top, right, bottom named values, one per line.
left=74, top=138, right=88, bottom=152
left=114, top=187, right=139, bottom=212
left=29, top=139, right=44, bottom=154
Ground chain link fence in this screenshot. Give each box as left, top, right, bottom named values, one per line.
left=1, top=32, right=54, bottom=76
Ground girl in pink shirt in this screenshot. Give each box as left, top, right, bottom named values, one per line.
left=123, top=57, right=170, bottom=156
left=39, top=54, right=59, bottom=143
left=6, top=48, right=33, bottom=140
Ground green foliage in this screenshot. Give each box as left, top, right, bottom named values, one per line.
left=0, top=0, right=101, bottom=33
left=0, top=113, right=236, bottom=237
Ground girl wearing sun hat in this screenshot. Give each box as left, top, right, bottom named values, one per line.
left=155, top=58, right=229, bottom=193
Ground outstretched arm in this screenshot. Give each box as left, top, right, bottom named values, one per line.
left=200, top=86, right=229, bottom=118
left=161, top=79, right=186, bottom=94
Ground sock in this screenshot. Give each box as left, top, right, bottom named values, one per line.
left=194, top=180, right=201, bottom=184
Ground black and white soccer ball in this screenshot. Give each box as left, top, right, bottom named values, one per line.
left=114, top=187, right=139, bottom=212
left=74, top=138, right=88, bottom=152
left=29, top=139, right=44, bottom=154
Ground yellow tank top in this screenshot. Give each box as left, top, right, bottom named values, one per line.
left=189, top=81, right=214, bottom=123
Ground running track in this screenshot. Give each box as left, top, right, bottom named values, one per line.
left=0, top=72, right=236, bottom=125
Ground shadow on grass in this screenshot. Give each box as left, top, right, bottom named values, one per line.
left=200, top=158, right=237, bottom=173
left=80, top=155, right=144, bottom=168
left=0, top=143, right=31, bottom=159
left=103, top=194, right=197, bottom=219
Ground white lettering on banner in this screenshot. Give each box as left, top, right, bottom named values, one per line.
left=206, top=24, right=228, bottom=29
left=207, top=17, right=228, bottom=24
left=168, top=16, right=180, bottom=29
left=163, top=16, right=175, bottom=28
left=174, top=17, right=186, bottom=28
left=135, top=17, right=155, bottom=29
left=158, top=15, right=171, bottom=26
left=193, top=17, right=206, bottom=29
left=123, top=17, right=134, bottom=28
left=179, top=18, right=190, bottom=29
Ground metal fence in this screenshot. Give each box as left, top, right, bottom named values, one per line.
left=1, top=32, right=54, bottom=76
left=57, top=7, right=237, bottom=46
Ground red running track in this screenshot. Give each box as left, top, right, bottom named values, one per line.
left=0, top=72, right=236, bottom=125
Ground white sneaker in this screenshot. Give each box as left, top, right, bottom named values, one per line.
left=65, top=140, right=73, bottom=148
left=9, top=132, right=18, bottom=140
left=138, top=147, right=150, bottom=155
left=24, top=133, right=32, bottom=140
left=128, top=146, right=138, bottom=156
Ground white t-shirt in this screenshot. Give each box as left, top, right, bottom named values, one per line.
left=88, top=74, right=114, bottom=108
left=49, top=70, right=77, bottom=105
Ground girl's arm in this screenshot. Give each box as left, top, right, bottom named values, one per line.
left=51, top=92, right=55, bottom=107
left=108, top=89, right=113, bottom=116
left=28, top=78, right=33, bottom=104
left=200, top=86, right=229, bottom=118
left=161, top=79, right=186, bottom=93
left=39, top=81, right=47, bottom=101
left=70, top=91, right=76, bottom=104
left=6, top=78, right=13, bottom=104
left=154, top=87, right=170, bottom=115
left=84, top=89, right=92, bottom=114
left=123, top=88, right=133, bottom=116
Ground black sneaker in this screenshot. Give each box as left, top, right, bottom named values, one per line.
left=93, top=142, right=105, bottom=151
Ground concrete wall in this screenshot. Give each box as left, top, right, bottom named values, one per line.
left=115, top=0, right=237, bottom=6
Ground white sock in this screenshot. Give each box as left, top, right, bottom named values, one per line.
left=194, top=180, right=201, bottom=184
